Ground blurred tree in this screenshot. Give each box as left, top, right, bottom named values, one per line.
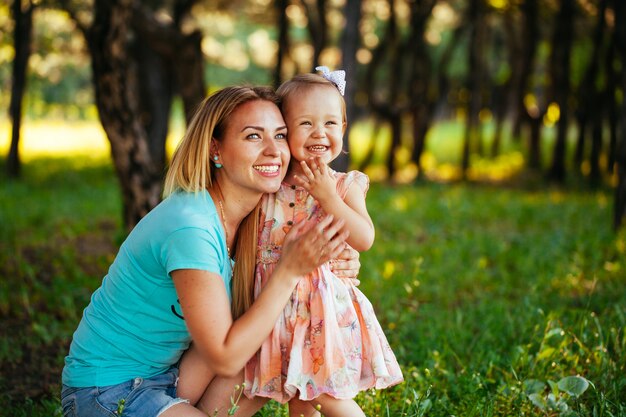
left=461, top=0, right=486, bottom=176
left=273, top=0, right=290, bottom=87
left=7, top=0, right=34, bottom=178
left=59, top=0, right=205, bottom=230
left=365, top=0, right=404, bottom=178
left=333, top=0, right=361, bottom=173
left=614, top=0, right=626, bottom=229
left=301, top=0, right=328, bottom=69
left=547, top=0, right=575, bottom=183
left=511, top=0, right=543, bottom=170
left=573, top=0, right=608, bottom=186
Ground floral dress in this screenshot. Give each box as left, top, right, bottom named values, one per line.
left=244, top=170, right=403, bottom=403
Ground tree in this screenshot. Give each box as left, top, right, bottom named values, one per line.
left=461, top=0, right=487, bottom=177
left=60, top=0, right=205, bottom=230
left=547, top=0, right=575, bottom=183
left=334, top=0, right=361, bottom=173
left=7, top=0, right=34, bottom=178
left=614, top=0, right=626, bottom=229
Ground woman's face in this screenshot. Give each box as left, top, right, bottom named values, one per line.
left=215, top=100, right=290, bottom=196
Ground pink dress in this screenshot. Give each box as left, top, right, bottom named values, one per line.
left=244, top=171, right=403, bottom=403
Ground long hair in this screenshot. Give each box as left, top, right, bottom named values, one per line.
left=163, top=86, right=279, bottom=319
left=276, top=73, right=347, bottom=125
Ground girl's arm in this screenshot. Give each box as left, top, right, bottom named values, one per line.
left=172, top=215, right=348, bottom=377
left=294, top=158, right=374, bottom=252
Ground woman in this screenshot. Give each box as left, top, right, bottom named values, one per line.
left=61, top=86, right=358, bottom=417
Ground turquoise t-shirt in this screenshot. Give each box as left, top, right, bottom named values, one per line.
left=62, top=190, right=232, bottom=387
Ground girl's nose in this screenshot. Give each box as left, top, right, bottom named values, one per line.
left=312, top=124, right=325, bottom=138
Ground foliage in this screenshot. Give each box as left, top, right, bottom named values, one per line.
left=0, top=154, right=624, bottom=416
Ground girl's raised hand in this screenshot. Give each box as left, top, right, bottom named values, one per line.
left=293, top=157, right=337, bottom=204
left=278, top=215, right=349, bottom=277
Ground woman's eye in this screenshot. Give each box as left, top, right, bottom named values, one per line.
left=276, top=133, right=287, bottom=140
left=247, top=133, right=261, bottom=139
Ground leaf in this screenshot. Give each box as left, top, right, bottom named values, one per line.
left=557, top=376, right=590, bottom=397
left=523, top=379, right=546, bottom=394
left=528, top=393, right=547, bottom=410
left=548, top=380, right=559, bottom=395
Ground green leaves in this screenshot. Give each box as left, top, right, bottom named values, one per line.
left=557, top=376, right=591, bottom=397
left=525, top=376, right=592, bottom=416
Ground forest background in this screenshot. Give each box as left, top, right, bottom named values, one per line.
left=1, top=0, right=625, bottom=416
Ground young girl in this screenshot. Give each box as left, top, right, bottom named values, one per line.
left=244, top=68, right=403, bottom=416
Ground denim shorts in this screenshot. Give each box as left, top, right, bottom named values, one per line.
left=61, top=368, right=188, bottom=417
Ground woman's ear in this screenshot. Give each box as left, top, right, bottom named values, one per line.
left=210, top=139, right=220, bottom=158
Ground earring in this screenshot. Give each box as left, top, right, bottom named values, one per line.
left=213, top=155, right=222, bottom=168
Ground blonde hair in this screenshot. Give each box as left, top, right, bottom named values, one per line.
left=276, top=73, right=347, bottom=125
left=164, top=86, right=279, bottom=319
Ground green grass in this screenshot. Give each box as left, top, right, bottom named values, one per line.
left=1, top=156, right=624, bottom=416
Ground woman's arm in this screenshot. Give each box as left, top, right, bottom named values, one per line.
left=294, top=158, right=374, bottom=252
left=172, top=215, right=348, bottom=377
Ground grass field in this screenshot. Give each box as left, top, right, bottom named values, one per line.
left=1, top=120, right=624, bottom=416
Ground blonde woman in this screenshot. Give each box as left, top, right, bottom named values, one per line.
left=61, top=86, right=358, bottom=417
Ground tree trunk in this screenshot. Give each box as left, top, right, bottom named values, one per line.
left=547, top=0, right=575, bottom=183
left=589, top=93, right=603, bottom=187
left=613, top=0, right=626, bottom=229
left=87, top=0, right=162, bottom=230
left=131, top=3, right=206, bottom=122
left=7, top=0, right=34, bottom=179
left=574, top=0, right=607, bottom=171
left=274, top=0, right=290, bottom=88
left=364, top=0, right=405, bottom=179
left=408, top=0, right=437, bottom=177
left=512, top=0, right=539, bottom=145
left=133, top=41, right=173, bottom=171
left=462, top=0, right=484, bottom=177
left=333, top=0, right=362, bottom=173
left=301, top=0, right=327, bottom=69
left=605, top=33, right=618, bottom=173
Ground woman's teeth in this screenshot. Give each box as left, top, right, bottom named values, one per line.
left=254, top=165, right=279, bottom=173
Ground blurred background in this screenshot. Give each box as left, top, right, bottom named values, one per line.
left=1, top=0, right=625, bottom=415
left=2, top=0, right=625, bottom=229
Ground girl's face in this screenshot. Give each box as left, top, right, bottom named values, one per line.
left=214, top=100, right=290, bottom=196
left=282, top=85, right=346, bottom=166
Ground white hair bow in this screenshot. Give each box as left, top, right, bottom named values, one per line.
left=315, top=66, right=346, bottom=96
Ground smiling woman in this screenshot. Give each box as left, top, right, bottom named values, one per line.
left=59, top=86, right=353, bottom=417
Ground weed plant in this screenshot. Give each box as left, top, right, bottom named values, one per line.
left=0, top=157, right=624, bottom=416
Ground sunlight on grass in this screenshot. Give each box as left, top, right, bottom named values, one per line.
left=349, top=119, right=526, bottom=183
left=1, top=119, right=111, bottom=160
left=0, top=118, right=185, bottom=160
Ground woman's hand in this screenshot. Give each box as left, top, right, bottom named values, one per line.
left=330, top=244, right=361, bottom=285
left=277, top=215, right=349, bottom=278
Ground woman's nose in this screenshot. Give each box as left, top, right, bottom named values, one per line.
left=264, top=137, right=281, bottom=155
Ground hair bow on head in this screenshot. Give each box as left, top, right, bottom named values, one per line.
left=315, top=66, right=346, bottom=96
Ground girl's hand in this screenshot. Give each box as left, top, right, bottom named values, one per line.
left=277, top=215, right=349, bottom=278
left=330, top=244, right=361, bottom=285
left=293, top=157, right=337, bottom=205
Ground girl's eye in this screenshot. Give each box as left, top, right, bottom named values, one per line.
left=301, top=121, right=312, bottom=126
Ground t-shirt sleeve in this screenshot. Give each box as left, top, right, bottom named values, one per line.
left=161, top=227, right=223, bottom=275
